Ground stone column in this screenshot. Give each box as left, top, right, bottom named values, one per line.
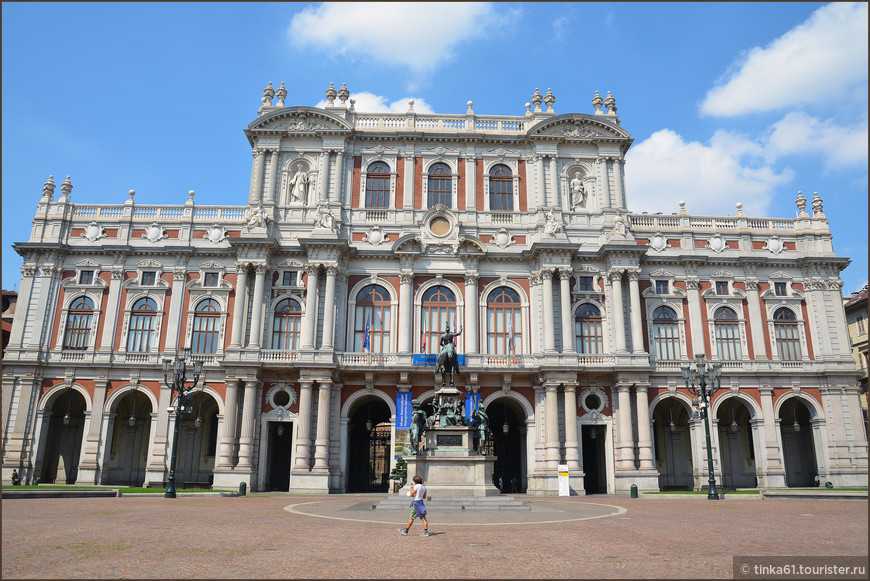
left=330, top=150, right=344, bottom=204
left=685, top=277, right=705, bottom=357
left=251, top=150, right=265, bottom=204
left=744, top=279, right=768, bottom=359
left=76, top=377, right=108, bottom=483
left=321, top=266, right=338, bottom=350
left=318, top=151, right=330, bottom=203
left=293, top=380, right=314, bottom=471
left=398, top=271, right=413, bottom=353
left=264, top=149, right=279, bottom=205
left=464, top=272, right=479, bottom=354
left=528, top=271, right=542, bottom=354
left=246, top=264, right=267, bottom=349
left=544, top=382, right=560, bottom=470
left=559, top=270, right=574, bottom=353
left=403, top=152, right=415, bottom=209
left=563, top=384, right=581, bottom=471
left=8, top=266, right=35, bottom=347
left=236, top=380, right=260, bottom=470
left=612, top=158, right=625, bottom=208
left=229, top=264, right=249, bottom=348
left=465, top=154, right=476, bottom=211
left=27, top=264, right=61, bottom=350
left=99, top=268, right=125, bottom=352
left=635, top=384, right=655, bottom=470
left=628, top=270, right=645, bottom=353
left=758, top=386, right=785, bottom=486
left=144, top=384, right=173, bottom=485
left=313, top=380, right=332, bottom=471
left=164, top=268, right=187, bottom=353
left=217, top=379, right=240, bottom=468
left=598, top=156, right=611, bottom=209
left=535, top=155, right=545, bottom=208
left=616, top=384, right=635, bottom=470
left=541, top=269, right=557, bottom=352
left=302, top=265, right=320, bottom=349
left=549, top=156, right=559, bottom=209
left=609, top=270, right=627, bottom=353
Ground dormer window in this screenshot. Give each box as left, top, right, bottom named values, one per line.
left=203, top=272, right=219, bottom=287
left=774, top=282, right=787, bottom=296
left=715, top=281, right=729, bottom=295
left=141, top=271, right=156, bottom=286
left=79, top=270, right=94, bottom=285
left=655, top=280, right=669, bottom=295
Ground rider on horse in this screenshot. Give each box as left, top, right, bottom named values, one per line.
left=436, top=322, right=463, bottom=388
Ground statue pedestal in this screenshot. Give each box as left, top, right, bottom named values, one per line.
left=403, top=426, right=499, bottom=498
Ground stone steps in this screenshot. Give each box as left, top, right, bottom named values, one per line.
left=376, top=493, right=531, bottom=511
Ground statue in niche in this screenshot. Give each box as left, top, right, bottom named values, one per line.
left=571, top=172, right=586, bottom=209
left=288, top=170, right=309, bottom=203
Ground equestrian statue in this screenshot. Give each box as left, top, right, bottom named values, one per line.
left=435, top=322, right=463, bottom=388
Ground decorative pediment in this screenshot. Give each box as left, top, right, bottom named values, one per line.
left=481, top=147, right=522, bottom=160
left=420, top=145, right=461, bottom=159
left=75, top=259, right=101, bottom=268
left=649, top=268, right=676, bottom=278
left=199, top=260, right=224, bottom=270
left=361, top=144, right=399, bottom=156
left=768, top=271, right=793, bottom=280
left=529, top=115, right=631, bottom=139
left=576, top=264, right=600, bottom=273
left=711, top=270, right=735, bottom=279
left=137, top=259, right=162, bottom=268
left=248, top=107, right=352, bottom=133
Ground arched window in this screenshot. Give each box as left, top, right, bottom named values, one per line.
left=127, top=297, right=157, bottom=352
left=191, top=299, right=221, bottom=354
left=271, top=299, right=302, bottom=351
left=652, top=306, right=679, bottom=361
left=486, top=287, right=521, bottom=354
left=421, top=285, right=457, bottom=354
left=489, top=164, right=513, bottom=211
left=365, top=161, right=390, bottom=208
left=714, top=307, right=741, bottom=360
left=575, top=304, right=603, bottom=354
left=774, top=307, right=802, bottom=361
left=427, top=163, right=452, bottom=208
left=354, top=285, right=391, bottom=352
left=63, top=296, right=94, bottom=350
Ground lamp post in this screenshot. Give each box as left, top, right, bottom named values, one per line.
left=681, top=353, right=723, bottom=500
left=162, top=348, right=203, bottom=498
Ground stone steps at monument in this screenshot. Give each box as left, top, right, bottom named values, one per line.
left=376, top=494, right=531, bottom=511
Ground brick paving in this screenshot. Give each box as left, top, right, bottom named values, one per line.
left=1, top=493, right=866, bottom=579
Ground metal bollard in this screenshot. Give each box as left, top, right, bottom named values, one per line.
left=630, top=484, right=638, bottom=498
left=33, top=477, right=41, bottom=486
left=239, top=482, right=247, bottom=496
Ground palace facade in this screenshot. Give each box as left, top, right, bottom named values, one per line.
left=3, top=83, right=867, bottom=494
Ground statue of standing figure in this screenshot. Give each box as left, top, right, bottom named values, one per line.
left=409, top=400, right=427, bottom=454
left=471, top=405, right=490, bottom=455
left=288, top=170, right=308, bottom=203
left=571, top=172, right=586, bottom=209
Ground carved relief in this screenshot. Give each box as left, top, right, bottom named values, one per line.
left=81, top=222, right=107, bottom=242
left=142, top=223, right=168, bottom=243
left=204, top=224, right=229, bottom=244
left=706, top=234, right=727, bottom=253
left=362, top=226, right=389, bottom=245
left=763, top=236, right=784, bottom=255
left=649, top=233, right=670, bottom=252
left=492, top=228, right=516, bottom=249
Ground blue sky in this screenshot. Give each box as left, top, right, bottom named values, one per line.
left=2, top=2, right=867, bottom=294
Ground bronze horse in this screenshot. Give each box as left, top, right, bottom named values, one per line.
left=435, top=324, right=463, bottom=388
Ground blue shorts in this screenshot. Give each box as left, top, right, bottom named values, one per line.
left=410, top=499, right=427, bottom=518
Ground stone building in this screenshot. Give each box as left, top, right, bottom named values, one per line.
left=2, top=83, right=866, bottom=494
left=844, top=285, right=868, bottom=428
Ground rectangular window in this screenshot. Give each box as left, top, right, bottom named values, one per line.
left=203, top=273, right=219, bottom=287
left=655, top=280, right=669, bottom=295
left=774, top=282, right=786, bottom=296
left=857, top=315, right=866, bottom=335
left=715, top=281, right=729, bottom=295
left=141, top=271, right=156, bottom=286
left=577, top=277, right=594, bottom=292
left=79, top=270, right=94, bottom=285
left=282, top=271, right=297, bottom=286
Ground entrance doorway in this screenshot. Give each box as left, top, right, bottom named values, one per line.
left=485, top=399, right=526, bottom=493
left=347, top=397, right=391, bottom=492
left=581, top=425, right=607, bottom=494
left=716, top=397, right=756, bottom=489
left=652, top=398, right=693, bottom=490
left=780, top=398, right=817, bottom=487
left=40, top=389, right=86, bottom=484
left=268, top=421, right=293, bottom=491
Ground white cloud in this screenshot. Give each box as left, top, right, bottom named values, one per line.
left=624, top=129, right=793, bottom=217
left=315, top=92, right=434, bottom=114
left=701, top=2, right=868, bottom=116
left=765, top=112, right=869, bottom=169
left=289, top=2, right=504, bottom=74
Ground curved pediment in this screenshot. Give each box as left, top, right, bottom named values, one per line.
left=528, top=114, right=631, bottom=140
left=247, top=107, right=353, bottom=134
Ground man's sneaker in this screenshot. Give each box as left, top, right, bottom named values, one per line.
left=421, top=530, right=429, bottom=537
left=399, top=528, right=408, bottom=535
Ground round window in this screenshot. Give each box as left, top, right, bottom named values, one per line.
left=585, top=394, right=601, bottom=411
left=273, top=390, right=291, bottom=407
left=429, top=216, right=450, bottom=236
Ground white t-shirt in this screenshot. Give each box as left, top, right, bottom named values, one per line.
left=408, top=483, right=426, bottom=500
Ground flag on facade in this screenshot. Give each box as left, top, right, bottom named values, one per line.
left=421, top=310, right=427, bottom=352
left=507, top=314, right=515, bottom=354
left=362, top=314, right=371, bottom=353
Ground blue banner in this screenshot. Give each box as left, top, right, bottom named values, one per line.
left=466, top=392, right=481, bottom=422
left=411, top=354, right=467, bottom=367
left=396, top=391, right=412, bottom=430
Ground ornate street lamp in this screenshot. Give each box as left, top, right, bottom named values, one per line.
left=162, top=348, right=203, bottom=498
left=681, top=353, right=723, bottom=500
